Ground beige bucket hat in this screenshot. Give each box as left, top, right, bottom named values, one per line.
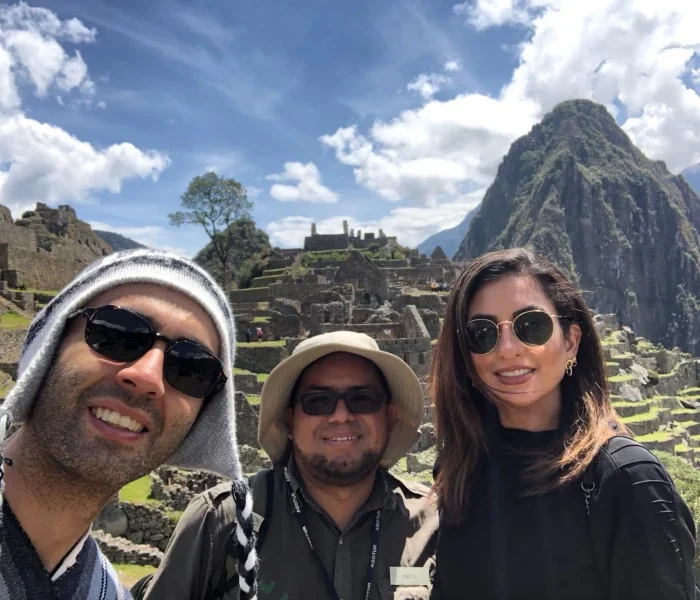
left=258, top=331, right=425, bottom=469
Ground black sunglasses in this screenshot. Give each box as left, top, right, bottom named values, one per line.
left=69, top=305, right=227, bottom=399
left=294, top=389, right=388, bottom=416
left=464, top=309, right=559, bottom=355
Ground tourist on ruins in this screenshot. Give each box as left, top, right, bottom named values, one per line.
left=134, top=331, right=438, bottom=600
left=429, top=248, right=697, bottom=599
left=256, top=326, right=263, bottom=342
left=245, top=327, right=251, bottom=343
left=0, top=250, right=258, bottom=600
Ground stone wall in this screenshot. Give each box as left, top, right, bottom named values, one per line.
left=119, top=502, right=176, bottom=550
left=0, top=329, right=26, bottom=364
left=229, top=287, right=271, bottom=304
left=394, top=294, right=446, bottom=314
left=92, top=531, right=163, bottom=567
left=234, top=373, right=263, bottom=395
left=234, top=345, right=288, bottom=373
left=304, top=233, right=349, bottom=251
left=402, top=305, right=431, bottom=339
left=151, top=467, right=228, bottom=512
left=235, top=391, right=261, bottom=447
left=270, top=282, right=354, bottom=303
left=320, top=322, right=403, bottom=339
left=0, top=223, right=36, bottom=252
left=3, top=245, right=88, bottom=290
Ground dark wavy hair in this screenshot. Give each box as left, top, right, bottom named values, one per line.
left=430, top=248, right=627, bottom=525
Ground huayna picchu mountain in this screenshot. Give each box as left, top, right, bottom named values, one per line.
left=455, top=99, right=700, bottom=354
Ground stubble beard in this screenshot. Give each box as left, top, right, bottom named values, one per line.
left=294, top=444, right=384, bottom=487
left=25, top=360, right=194, bottom=492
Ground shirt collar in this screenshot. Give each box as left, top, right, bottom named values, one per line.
left=286, top=454, right=396, bottom=515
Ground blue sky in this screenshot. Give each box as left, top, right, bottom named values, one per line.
left=2, top=1, right=700, bottom=255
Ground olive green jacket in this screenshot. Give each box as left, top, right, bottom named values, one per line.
left=133, top=459, right=438, bottom=600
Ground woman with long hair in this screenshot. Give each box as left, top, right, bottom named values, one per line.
left=430, top=248, right=696, bottom=600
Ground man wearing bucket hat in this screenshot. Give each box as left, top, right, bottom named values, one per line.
left=0, top=250, right=257, bottom=600
left=136, top=330, right=439, bottom=600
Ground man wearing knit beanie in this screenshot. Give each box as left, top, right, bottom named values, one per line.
left=0, top=249, right=258, bottom=600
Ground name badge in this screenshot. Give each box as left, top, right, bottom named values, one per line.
left=390, top=566, right=430, bottom=586
left=252, top=512, right=265, bottom=533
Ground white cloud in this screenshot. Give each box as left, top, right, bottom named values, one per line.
left=453, top=0, right=531, bottom=30
left=267, top=161, right=338, bottom=204
left=321, top=0, right=700, bottom=208
left=96, top=100, right=107, bottom=109
left=407, top=73, right=449, bottom=100
left=0, top=3, right=96, bottom=43
left=0, top=113, right=170, bottom=215
left=444, top=60, right=462, bottom=72
left=0, top=4, right=170, bottom=217
left=266, top=189, right=484, bottom=248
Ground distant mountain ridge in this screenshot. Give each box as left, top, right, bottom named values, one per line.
left=417, top=205, right=480, bottom=258
left=94, top=230, right=146, bottom=251
left=455, top=99, right=700, bottom=354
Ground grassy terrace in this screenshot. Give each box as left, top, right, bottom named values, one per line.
left=238, top=340, right=285, bottom=347
left=252, top=316, right=270, bottom=323
left=608, top=374, right=636, bottom=383
left=636, top=431, right=674, bottom=443
left=0, top=312, right=31, bottom=329
left=620, top=406, right=663, bottom=424
left=247, top=394, right=261, bottom=406
left=233, top=368, right=269, bottom=383
left=114, top=564, right=156, bottom=588
left=9, top=288, right=58, bottom=296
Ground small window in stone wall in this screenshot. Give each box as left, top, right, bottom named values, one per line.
left=419, top=353, right=425, bottom=365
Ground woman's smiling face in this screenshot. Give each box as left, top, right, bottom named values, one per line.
left=467, top=274, right=581, bottom=431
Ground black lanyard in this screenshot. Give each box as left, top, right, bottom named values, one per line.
left=284, top=467, right=382, bottom=600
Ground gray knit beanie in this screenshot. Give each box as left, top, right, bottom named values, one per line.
left=0, top=248, right=258, bottom=600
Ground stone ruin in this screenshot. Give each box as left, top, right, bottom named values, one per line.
left=0, top=202, right=111, bottom=291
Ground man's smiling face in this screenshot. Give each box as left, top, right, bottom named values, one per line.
left=286, top=352, right=397, bottom=487
left=26, top=283, right=220, bottom=489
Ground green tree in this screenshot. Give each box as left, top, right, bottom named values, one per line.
left=193, top=219, right=271, bottom=288
left=169, top=172, right=253, bottom=289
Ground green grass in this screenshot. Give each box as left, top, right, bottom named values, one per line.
left=608, top=374, right=635, bottom=383
left=247, top=394, right=261, bottom=406
left=672, top=408, right=700, bottom=416
left=233, top=367, right=254, bottom=375
left=611, top=399, right=651, bottom=408
left=611, top=352, right=634, bottom=359
left=238, top=340, right=285, bottom=347
left=679, top=388, right=700, bottom=396
left=676, top=443, right=692, bottom=453
left=620, top=407, right=661, bottom=424
left=0, top=312, right=31, bottom=329
left=252, top=316, right=270, bottom=323
left=113, top=564, right=156, bottom=588
left=257, top=373, right=269, bottom=383
left=119, top=475, right=158, bottom=505
left=9, top=288, right=58, bottom=296
left=635, top=431, right=673, bottom=442
left=164, top=509, right=184, bottom=522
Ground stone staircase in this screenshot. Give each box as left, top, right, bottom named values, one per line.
left=0, top=291, right=34, bottom=320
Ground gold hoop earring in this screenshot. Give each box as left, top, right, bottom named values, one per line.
left=565, top=357, right=577, bottom=376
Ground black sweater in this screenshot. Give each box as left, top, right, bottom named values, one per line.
left=432, top=430, right=697, bottom=600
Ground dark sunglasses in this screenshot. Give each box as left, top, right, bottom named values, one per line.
left=294, top=389, right=388, bottom=416
left=464, top=309, right=560, bottom=355
left=69, top=305, right=227, bottom=399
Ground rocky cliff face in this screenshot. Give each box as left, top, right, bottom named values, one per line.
left=455, top=99, right=700, bottom=354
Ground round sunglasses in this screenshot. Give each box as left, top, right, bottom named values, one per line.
left=463, top=309, right=560, bottom=355
left=69, top=305, right=227, bottom=399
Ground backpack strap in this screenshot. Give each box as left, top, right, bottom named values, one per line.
left=209, top=469, right=275, bottom=599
